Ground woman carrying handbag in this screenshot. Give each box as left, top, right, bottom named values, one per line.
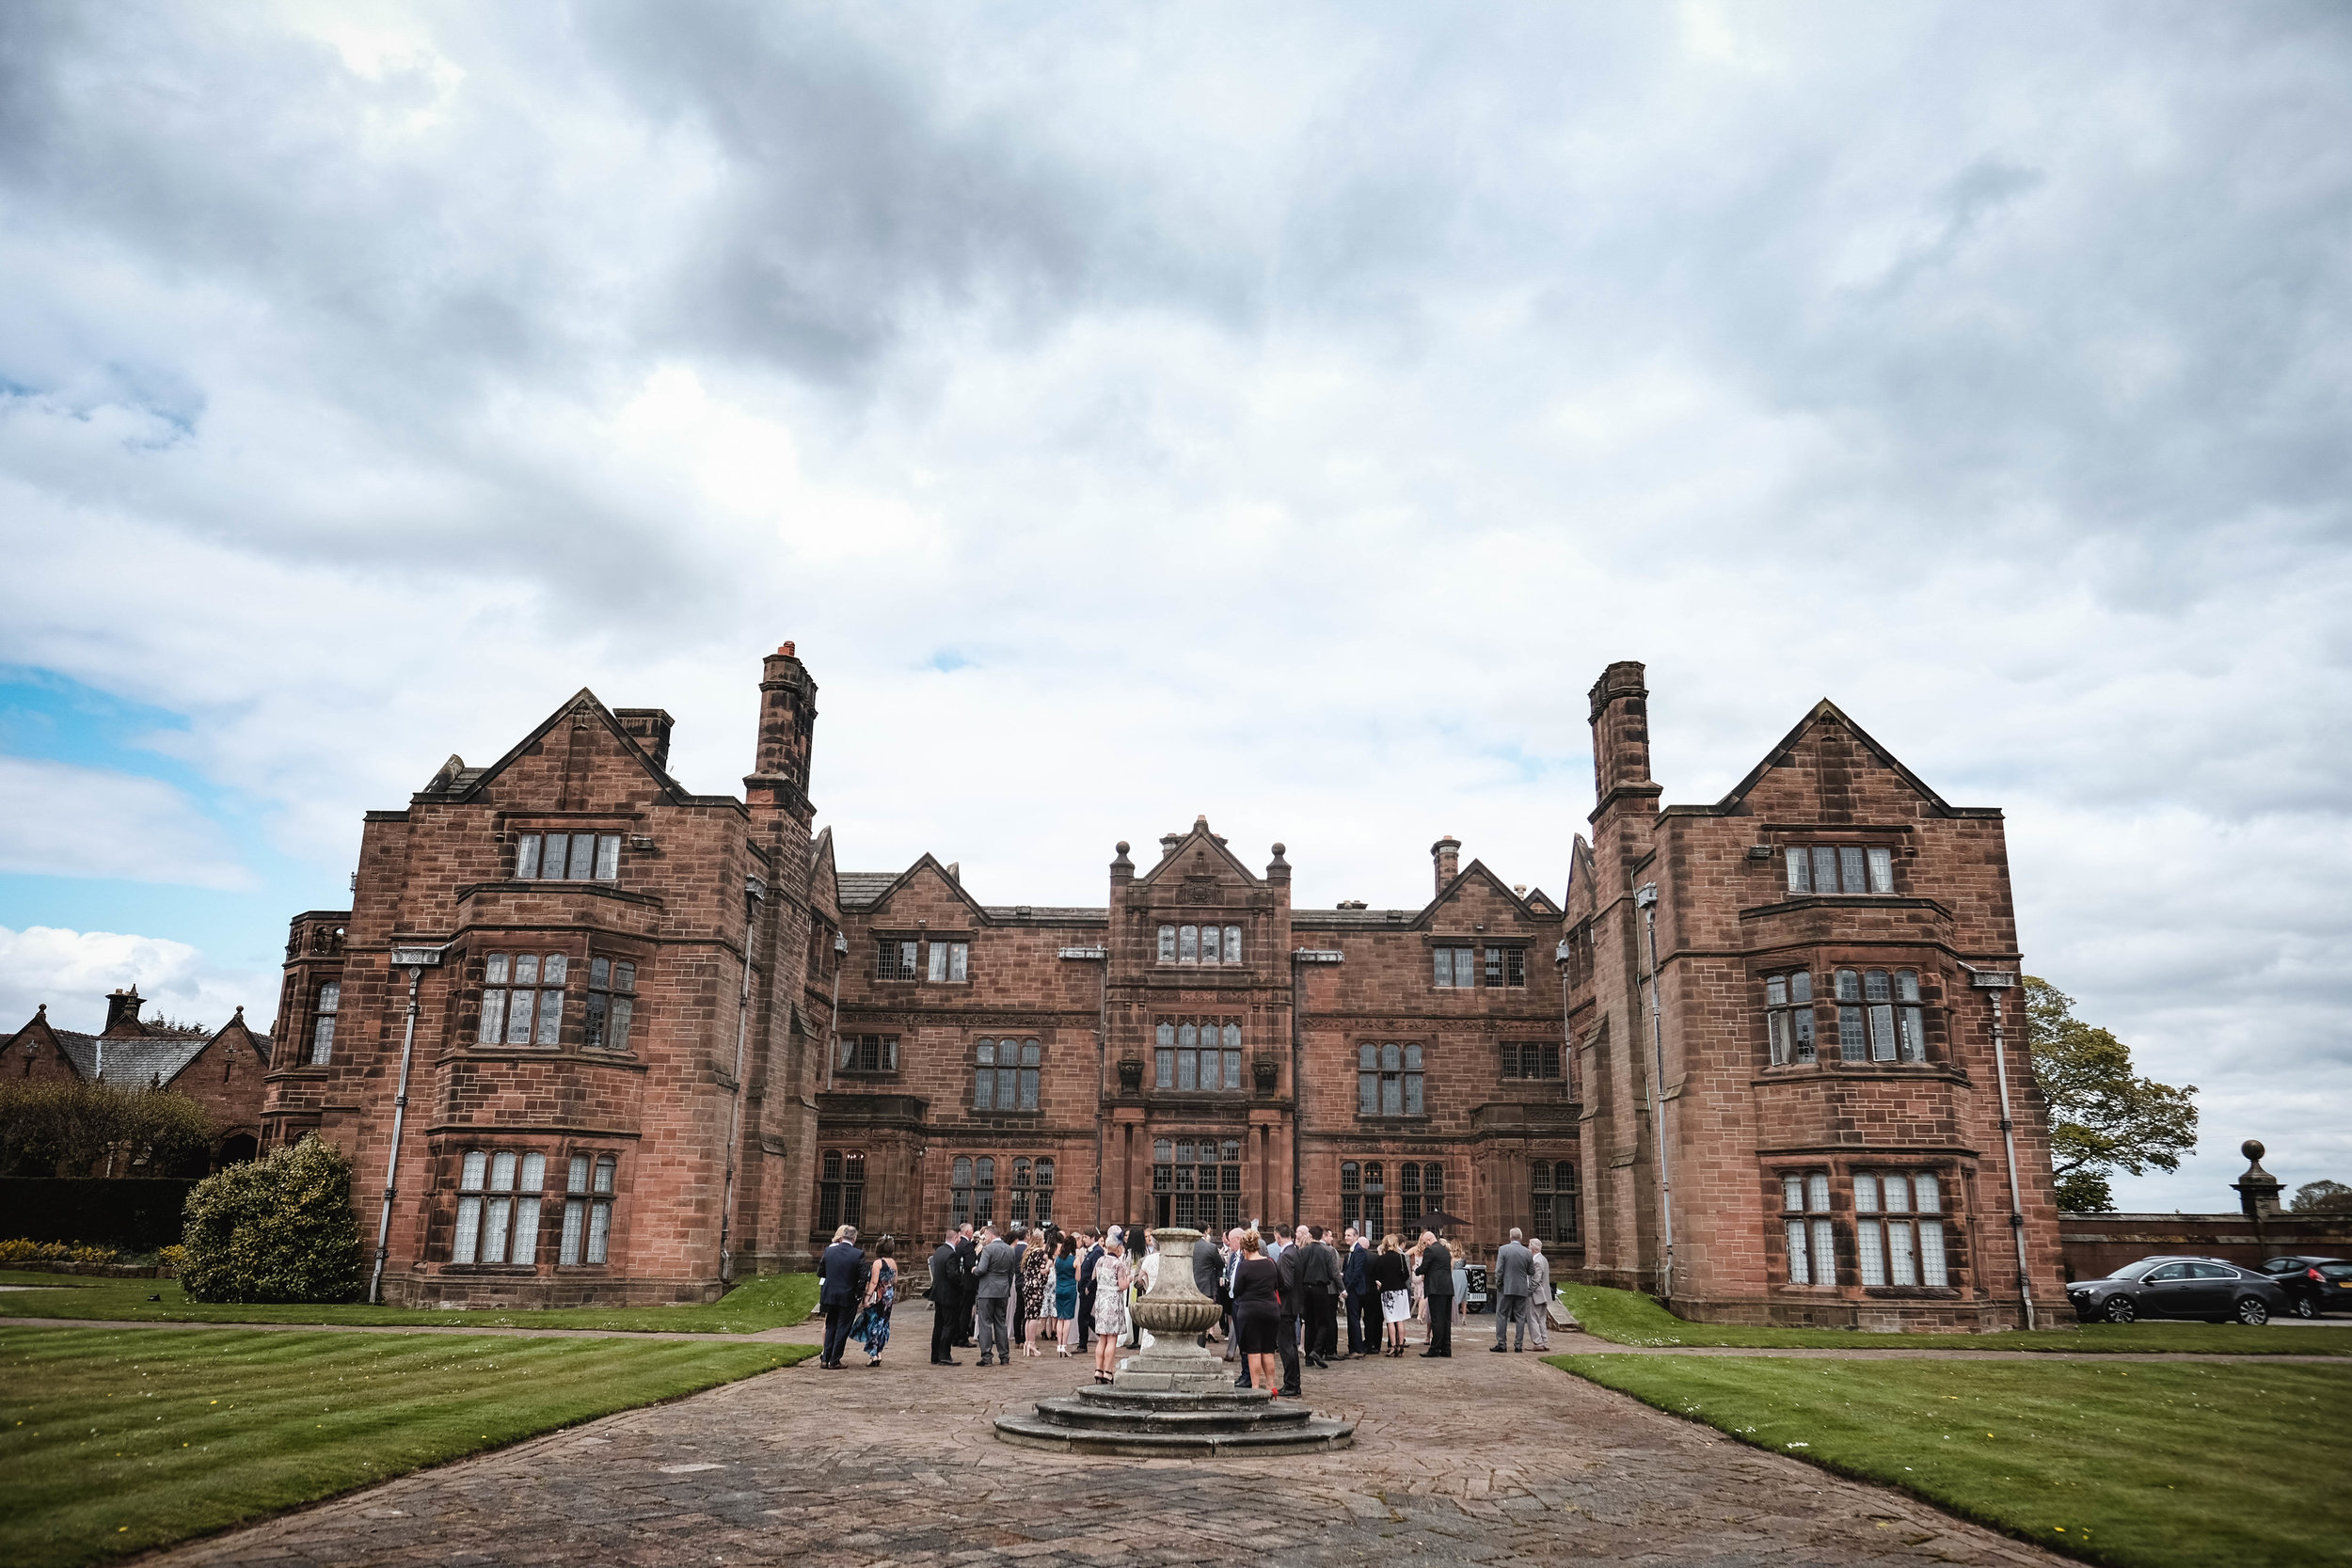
left=859, top=1236, right=899, bottom=1368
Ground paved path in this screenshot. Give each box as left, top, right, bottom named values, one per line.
left=145, top=1302, right=2071, bottom=1568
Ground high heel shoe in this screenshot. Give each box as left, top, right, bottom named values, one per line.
left=1057, top=1345, right=1072, bottom=1357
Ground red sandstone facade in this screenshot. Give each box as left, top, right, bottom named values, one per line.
left=264, top=649, right=2064, bottom=1326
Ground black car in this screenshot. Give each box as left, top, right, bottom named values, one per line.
left=2065, top=1256, right=2293, bottom=1325
left=2257, top=1255, right=2352, bottom=1318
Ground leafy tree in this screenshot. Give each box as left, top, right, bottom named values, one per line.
left=180, top=1133, right=364, bottom=1303
left=0, top=1080, right=215, bottom=1178
left=2292, top=1179, right=2352, bottom=1213
left=2025, top=977, right=2198, bottom=1212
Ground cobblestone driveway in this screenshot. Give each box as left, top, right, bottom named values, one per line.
left=155, top=1303, right=2060, bottom=1567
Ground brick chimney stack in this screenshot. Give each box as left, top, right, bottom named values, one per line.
left=745, top=642, right=818, bottom=822
left=1588, top=660, right=1661, bottom=816
left=615, top=708, right=675, bottom=772
left=103, top=987, right=146, bottom=1037
left=1431, top=835, right=1460, bottom=895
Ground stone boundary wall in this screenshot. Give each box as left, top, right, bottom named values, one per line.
left=2060, top=1211, right=2352, bottom=1279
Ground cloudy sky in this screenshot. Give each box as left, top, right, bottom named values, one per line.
left=3, top=2, right=2347, bottom=1209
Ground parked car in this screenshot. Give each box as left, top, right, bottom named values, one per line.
left=2256, top=1256, right=2352, bottom=1318
left=2065, top=1256, right=2293, bottom=1325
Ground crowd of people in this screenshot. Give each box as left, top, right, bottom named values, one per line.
left=814, top=1216, right=1559, bottom=1393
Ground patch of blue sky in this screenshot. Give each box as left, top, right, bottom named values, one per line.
left=928, top=650, right=976, bottom=673
left=0, top=666, right=328, bottom=976
left=1470, top=740, right=1576, bottom=788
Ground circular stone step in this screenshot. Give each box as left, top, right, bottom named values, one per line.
left=1025, top=1394, right=1316, bottom=1433
left=992, top=1409, right=1357, bottom=1456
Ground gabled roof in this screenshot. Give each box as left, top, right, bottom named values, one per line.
left=415, top=689, right=701, bottom=807
left=1428, top=856, right=1562, bottom=927
left=835, top=852, right=993, bottom=923
left=1564, top=833, right=1599, bottom=920
left=29, top=1007, right=270, bottom=1088
left=1711, top=699, right=1976, bottom=816
left=1135, top=817, right=1262, bottom=889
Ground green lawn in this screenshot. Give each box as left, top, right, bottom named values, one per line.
left=0, top=1268, right=818, bottom=1334
left=1550, top=1354, right=2352, bottom=1568
left=0, top=1325, right=818, bottom=1568
left=1558, top=1283, right=2352, bottom=1355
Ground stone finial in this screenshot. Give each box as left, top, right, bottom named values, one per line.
left=2233, top=1139, right=2284, bottom=1218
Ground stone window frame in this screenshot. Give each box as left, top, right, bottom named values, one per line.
left=514, top=831, right=624, bottom=883
left=1530, top=1158, right=1580, bottom=1245
left=1157, top=923, right=1246, bottom=967
left=875, top=937, right=920, bottom=983
left=1763, top=969, right=1818, bottom=1066
left=837, top=1033, right=901, bottom=1076
left=451, top=1147, right=547, bottom=1266
left=583, top=956, right=638, bottom=1053
left=1154, top=1016, right=1244, bottom=1092
left=558, top=1151, right=616, bottom=1265
left=1483, top=944, right=1530, bottom=989
left=1341, top=1159, right=1388, bottom=1236
left=1830, top=967, right=1928, bottom=1064
left=1356, top=1039, right=1426, bottom=1117
left=1499, top=1040, right=1562, bottom=1081
left=926, top=939, right=971, bottom=983
left=1398, top=1161, right=1444, bottom=1232
left=818, top=1148, right=866, bottom=1235
left=973, top=1036, right=1042, bottom=1112
left=1008, top=1155, right=1057, bottom=1228
left=1152, top=1136, right=1242, bottom=1233
left=1775, top=1169, right=1838, bottom=1288
left=308, top=979, right=341, bottom=1066
left=1852, top=1169, right=1951, bottom=1288
left=478, top=950, right=572, bottom=1049
left=1784, top=843, right=1897, bottom=897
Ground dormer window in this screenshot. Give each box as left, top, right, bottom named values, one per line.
left=516, top=832, right=621, bottom=882
left=1159, top=925, right=1243, bottom=965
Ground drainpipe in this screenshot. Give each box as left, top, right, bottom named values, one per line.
left=371, top=945, right=444, bottom=1306
left=822, top=929, right=845, bottom=1093
left=717, top=876, right=766, bottom=1286
left=1635, top=883, right=1676, bottom=1306
left=1968, top=968, right=2035, bottom=1331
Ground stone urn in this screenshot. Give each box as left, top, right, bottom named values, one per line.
left=992, top=1225, right=1356, bottom=1454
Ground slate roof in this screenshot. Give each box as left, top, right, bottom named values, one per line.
left=1291, top=909, right=1423, bottom=928
left=978, top=906, right=1108, bottom=924
left=836, top=872, right=899, bottom=910
left=55, top=1029, right=210, bottom=1088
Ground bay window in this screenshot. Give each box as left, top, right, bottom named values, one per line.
left=1854, top=1171, right=1948, bottom=1288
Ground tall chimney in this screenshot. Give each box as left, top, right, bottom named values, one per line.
left=1432, top=835, right=1461, bottom=895
left=614, top=708, right=675, bottom=772
left=1588, top=660, right=1660, bottom=815
left=745, top=642, right=818, bottom=819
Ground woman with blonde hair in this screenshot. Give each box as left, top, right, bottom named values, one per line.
left=1230, top=1229, right=1285, bottom=1396
left=1373, top=1233, right=1413, bottom=1356
left=1089, top=1230, right=1132, bottom=1385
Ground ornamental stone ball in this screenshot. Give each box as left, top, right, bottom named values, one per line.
left=2243, top=1138, right=2265, bottom=1162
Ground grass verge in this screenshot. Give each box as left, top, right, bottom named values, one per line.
left=1550, top=1353, right=2352, bottom=1568
left=0, top=1324, right=817, bottom=1568
left=0, top=1268, right=818, bottom=1334
left=1558, top=1283, right=2352, bottom=1355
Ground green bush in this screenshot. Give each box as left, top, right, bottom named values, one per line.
left=179, top=1135, right=363, bottom=1303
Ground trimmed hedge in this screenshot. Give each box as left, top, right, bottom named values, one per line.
left=0, top=1178, right=199, bottom=1247
left=180, top=1134, right=363, bottom=1304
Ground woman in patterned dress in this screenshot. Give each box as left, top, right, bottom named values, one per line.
left=860, top=1236, right=898, bottom=1368
left=1018, top=1227, right=1056, bottom=1358
left=1089, top=1232, right=1132, bottom=1385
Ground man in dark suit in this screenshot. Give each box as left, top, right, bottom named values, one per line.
left=1302, top=1225, right=1341, bottom=1368
left=1191, top=1228, right=1223, bottom=1347
left=818, top=1225, right=866, bottom=1370
left=928, top=1227, right=961, bottom=1365
left=1277, top=1226, right=1310, bottom=1394
left=1416, top=1228, right=1454, bottom=1357
left=1076, top=1229, right=1103, bottom=1351
left=1342, top=1227, right=1373, bottom=1356
left=949, top=1224, right=978, bottom=1347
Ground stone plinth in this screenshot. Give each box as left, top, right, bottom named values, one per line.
left=992, top=1227, right=1356, bottom=1455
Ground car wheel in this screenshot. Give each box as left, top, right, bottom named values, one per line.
left=2235, top=1296, right=2269, bottom=1326
left=2293, top=1296, right=2318, bottom=1319
left=2104, top=1297, right=2136, bottom=1324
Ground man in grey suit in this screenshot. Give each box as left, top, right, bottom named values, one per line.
left=1527, top=1236, right=1553, bottom=1351
left=971, top=1224, right=1015, bottom=1366
left=1491, top=1227, right=1534, bottom=1353
left=1191, top=1229, right=1224, bottom=1347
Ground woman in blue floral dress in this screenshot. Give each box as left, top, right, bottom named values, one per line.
left=860, top=1236, right=898, bottom=1367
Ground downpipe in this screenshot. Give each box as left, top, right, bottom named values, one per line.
left=368, top=962, right=425, bottom=1306
left=716, top=877, right=766, bottom=1286
left=1637, top=884, right=1676, bottom=1306
left=1984, top=982, right=2036, bottom=1331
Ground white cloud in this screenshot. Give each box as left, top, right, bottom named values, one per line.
left=0, top=758, right=253, bottom=890
left=0, top=925, right=270, bottom=1036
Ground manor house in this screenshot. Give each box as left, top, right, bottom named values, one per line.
left=261, top=645, right=2066, bottom=1328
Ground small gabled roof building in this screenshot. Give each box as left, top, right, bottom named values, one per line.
left=3, top=987, right=274, bottom=1168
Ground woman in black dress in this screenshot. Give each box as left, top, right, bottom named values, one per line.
left=1371, top=1233, right=1413, bottom=1356
left=1230, top=1229, right=1285, bottom=1395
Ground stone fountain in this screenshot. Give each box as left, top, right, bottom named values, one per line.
left=992, top=1227, right=1356, bottom=1455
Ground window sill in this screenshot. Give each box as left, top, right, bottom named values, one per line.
left=1864, top=1285, right=1962, bottom=1300
left=1355, top=1114, right=1432, bottom=1125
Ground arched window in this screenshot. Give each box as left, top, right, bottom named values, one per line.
left=1035, top=1158, right=1056, bottom=1226
left=974, top=1037, right=1042, bottom=1111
